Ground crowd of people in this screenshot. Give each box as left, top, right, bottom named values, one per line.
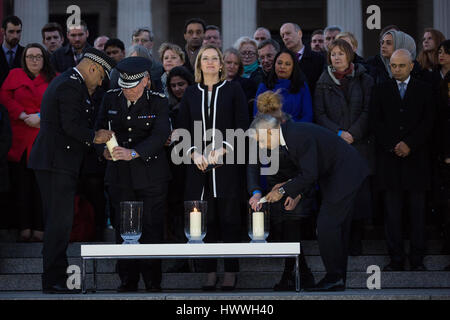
left=0, top=14, right=449, bottom=293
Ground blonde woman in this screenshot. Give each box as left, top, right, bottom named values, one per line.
left=158, top=42, right=186, bottom=96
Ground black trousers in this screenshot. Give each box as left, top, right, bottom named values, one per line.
left=316, top=189, right=358, bottom=282
left=9, top=153, right=43, bottom=231
left=108, top=182, right=168, bottom=286
left=78, top=173, right=106, bottom=239
left=384, top=190, right=426, bottom=266
left=34, top=170, right=77, bottom=288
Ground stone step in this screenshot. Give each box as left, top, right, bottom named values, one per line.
left=1, top=271, right=450, bottom=291
left=1, top=255, right=449, bottom=274
left=0, top=240, right=447, bottom=258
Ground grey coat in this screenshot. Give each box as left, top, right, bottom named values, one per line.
left=314, top=64, right=375, bottom=172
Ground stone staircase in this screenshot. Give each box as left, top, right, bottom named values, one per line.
left=0, top=226, right=449, bottom=292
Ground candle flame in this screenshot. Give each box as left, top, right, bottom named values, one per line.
left=193, top=207, right=198, bottom=212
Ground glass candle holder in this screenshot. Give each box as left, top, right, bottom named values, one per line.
left=248, top=203, right=270, bottom=243
left=184, top=200, right=207, bottom=243
left=120, top=201, right=143, bottom=244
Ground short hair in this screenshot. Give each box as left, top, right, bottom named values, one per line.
left=132, top=27, right=154, bottom=41
left=184, top=18, right=206, bottom=34
left=167, top=66, right=195, bottom=99
left=158, top=42, right=185, bottom=63
left=254, top=27, right=271, bottom=37
left=223, top=47, right=244, bottom=76
left=126, top=44, right=152, bottom=60
left=312, top=29, right=324, bottom=37
left=205, top=25, right=221, bottom=33
left=281, top=22, right=302, bottom=32
left=104, top=38, right=125, bottom=52
left=41, top=22, right=64, bottom=40
left=2, top=15, right=22, bottom=30
left=67, top=20, right=88, bottom=33
left=336, top=32, right=358, bottom=50
left=21, top=43, right=56, bottom=82
left=233, top=36, right=258, bottom=52
left=258, top=39, right=280, bottom=52
left=324, top=25, right=343, bottom=35
left=391, top=49, right=413, bottom=62
left=194, top=45, right=227, bottom=83
left=327, top=39, right=355, bottom=65
left=438, top=39, right=450, bottom=55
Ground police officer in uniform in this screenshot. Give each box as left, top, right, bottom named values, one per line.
left=96, top=57, right=171, bottom=292
left=28, top=48, right=116, bottom=293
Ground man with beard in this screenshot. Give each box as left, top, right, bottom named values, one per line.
left=50, top=20, right=91, bottom=73
left=0, top=16, right=24, bottom=86
left=182, top=18, right=206, bottom=73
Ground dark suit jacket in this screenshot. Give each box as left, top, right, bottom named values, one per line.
left=298, top=45, right=325, bottom=96
left=50, top=43, right=92, bottom=73
left=0, top=104, right=12, bottom=192
left=281, top=121, right=369, bottom=203
left=28, top=68, right=97, bottom=176
left=370, top=77, right=434, bottom=191
left=0, top=44, right=25, bottom=87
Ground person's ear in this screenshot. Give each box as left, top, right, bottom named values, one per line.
left=298, top=29, right=303, bottom=39
left=85, top=30, right=89, bottom=38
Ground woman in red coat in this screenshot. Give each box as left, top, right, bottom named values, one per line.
left=0, top=43, right=57, bottom=241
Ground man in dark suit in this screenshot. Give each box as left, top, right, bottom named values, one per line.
left=371, top=49, right=434, bottom=271
left=252, top=115, right=369, bottom=291
left=279, top=22, right=325, bottom=95
left=0, top=15, right=25, bottom=87
left=50, top=20, right=91, bottom=73
left=28, top=48, right=116, bottom=294
left=96, top=57, right=171, bottom=292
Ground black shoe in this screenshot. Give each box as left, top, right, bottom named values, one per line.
left=306, top=277, right=345, bottom=292
left=383, top=262, right=404, bottom=272
left=117, top=282, right=138, bottom=293
left=410, top=264, right=427, bottom=271
left=43, top=283, right=81, bottom=294
left=145, top=283, right=162, bottom=292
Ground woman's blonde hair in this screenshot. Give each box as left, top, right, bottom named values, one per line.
left=335, top=32, right=358, bottom=51
left=256, top=90, right=283, bottom=120
left=194, top=45, right=227, bottom=83
left=158, top=42, right=185, bottom=64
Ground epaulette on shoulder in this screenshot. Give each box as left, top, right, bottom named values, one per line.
left=149, top=90, right=166, bottom=98
left=107, top=88, right=122, bottom=93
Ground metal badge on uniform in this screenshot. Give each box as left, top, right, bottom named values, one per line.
left=137, top=114, right=156, bottom=119
left=86, top=99, right=91, bottom=105
left=108, top=110, right=118, bottom=115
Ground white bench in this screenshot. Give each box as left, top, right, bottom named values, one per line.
left=80, top=242, right=301, bottom=293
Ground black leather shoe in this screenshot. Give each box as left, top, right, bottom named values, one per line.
left=305, top=277, right=345, bottom=292
left=383, top=262, right=404, bottom=272
left=410, top=264, right=427, bottom=271
left=145, top=284, right=162, bottom=292
left=117, top=282, right=138, bottom=293
left=43, top=284, right=81, bottom=294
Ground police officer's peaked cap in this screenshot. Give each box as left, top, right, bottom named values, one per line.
left=116, top=57, right=152, bottom=89
left=82, top=48, right=116, bottom=79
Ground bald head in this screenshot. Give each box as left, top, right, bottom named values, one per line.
left=390, top=49, right=414, bottom=81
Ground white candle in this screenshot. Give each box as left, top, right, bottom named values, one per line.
left=190, top=208, right=202, bottom=237
left=252, top=211, right=265, bottom=238
left=106, top=133, right=119, bottom=161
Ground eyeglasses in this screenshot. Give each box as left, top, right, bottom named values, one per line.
left=240, top=51, right=257, bottom=57
left=25, top=55, right=43, bottom=61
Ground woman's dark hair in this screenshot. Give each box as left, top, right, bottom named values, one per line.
left=438, top=39, right=450, bottom=55
left=167, top=66, right=195, bottom=99
left=21, top=43, right=56, bottom=82
left=266, top=49, right=305, bottom=94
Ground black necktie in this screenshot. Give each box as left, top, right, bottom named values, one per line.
left=7, top=50, right=14, bottom=67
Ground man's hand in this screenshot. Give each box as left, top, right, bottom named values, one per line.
left=249, top=192, right=262, bottom=211
left=265, top=189, right=283, bottom=203
left=284, top=194, right=302, bottom=211
left=112, top=146, right=137, bottom=161
left=103, top=148, right=112, bottom=161
left=94, top=129, right=114, bottom=144
left=19, top=112, right=29, bottom=121
left=192, top=151, right=208, bottom=171
left=207, top=148, right=227, bottom=165
left=395, top=141, right=411, bottom=158
left=340, top=131, right=354, bottom=144
left=271, top=182, right=287, bottom=192
left=24, top=113, right=40, bottom=128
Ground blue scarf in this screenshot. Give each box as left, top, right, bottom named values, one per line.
left=243, top=61, right=259, bottom=79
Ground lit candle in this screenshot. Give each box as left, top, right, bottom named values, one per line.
left=190, top=207, right=202, bottom=237
left=106, top=133, right=119, bottom=161
left=252, top=211, right=264, bottom=238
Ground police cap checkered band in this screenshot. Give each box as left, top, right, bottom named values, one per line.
left=83, top=48, right=116, bottom=79
left=116, top=56, right=152, bottom=89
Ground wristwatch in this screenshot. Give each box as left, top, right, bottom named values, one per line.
left=130, top=149, right=137, bottom=159
left=278, top=187, right=286, bottom=195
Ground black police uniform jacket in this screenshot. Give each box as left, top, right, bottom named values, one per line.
left=175, top=80, right=249, bottom=200
left=28, top=68, right=98, bottom=176
left=0, top=104, right=12, bottom=192
left=96, top=88, right=171, bottom=189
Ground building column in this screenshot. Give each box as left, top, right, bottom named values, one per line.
left=222, top=0, right=257, bottom=50
left=327, top=0, right=363, bottom=56
left=117, top=0, right=152, bottom=51
left=14, top=0, right=48, bottom=46
left=433, top=0, right=449, bottom=38
left=151, top=0, right=168, bottom=61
